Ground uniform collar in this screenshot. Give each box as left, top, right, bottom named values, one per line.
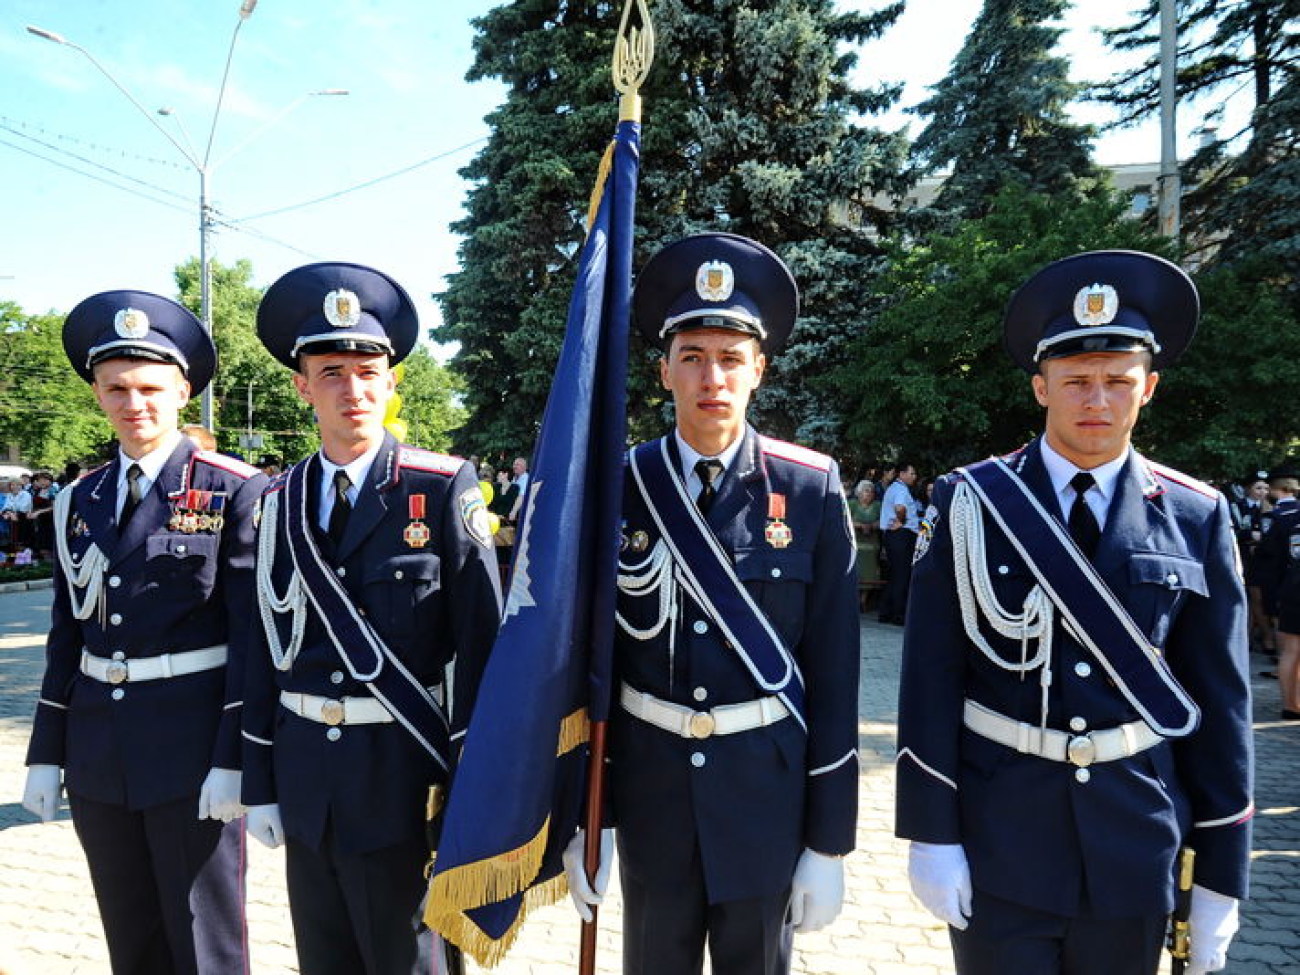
left=1039, top=436, right=1128, bottom=509
left=674, top=428, right=746, bottom=482
left=118, top=430, right=183, bottom=491
left=318, top=441, right=383, bottom=497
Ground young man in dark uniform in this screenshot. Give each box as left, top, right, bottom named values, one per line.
left=564, top=234, right=860, bottom=975
left=23, top=291, right=264, bottom=973
left=242, top=262, right=502, bottom=974
left=896, top=251, right=1253, bottom=975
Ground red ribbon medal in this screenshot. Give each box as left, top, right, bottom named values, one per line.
left=765, top=493, right=793, bottom=549
left=404, top=494, right=431, bottom=548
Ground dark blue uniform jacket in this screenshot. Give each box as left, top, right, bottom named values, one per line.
left=27, top=441, right=265, bottom=808
left=242, top=433, right=501, bottom=856
left=610, top=427, right=860, bottom=904
left=896, top=438, right=1253, bottom=918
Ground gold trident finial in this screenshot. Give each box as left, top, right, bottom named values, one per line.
left=613, top=0, right=655, bottom=122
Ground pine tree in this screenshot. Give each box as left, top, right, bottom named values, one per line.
left=437, top=0, right=909, bottom=455
left=1097, top=1, right=1300, bottom=282
left=910, top=0, right=1098, bottom=219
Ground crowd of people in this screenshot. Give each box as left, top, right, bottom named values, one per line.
left=0, top=464, right=83, bottom=564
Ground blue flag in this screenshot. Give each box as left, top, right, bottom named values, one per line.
left=423, top=118, right=639, bottom=965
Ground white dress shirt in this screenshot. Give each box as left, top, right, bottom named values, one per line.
left=117, top=431, right=183, bottom=521
left=316, top=443, right=383, bottom=533
left=1039, top=437, right=1129, bottom=531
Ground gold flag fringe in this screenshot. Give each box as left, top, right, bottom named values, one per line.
left=584, top=140, right=616, bottom=233
left=424, top=707, right=592, bottom=966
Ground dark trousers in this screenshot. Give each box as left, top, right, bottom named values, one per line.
left=950, top=888, right=1167, bottom=975
left=286, top=830, right=449, bottom=975
left=878, top=529, right=916, bottom=622
left=68, top=791, right=248, bottom=975
left=620, top=859, right=792, bottom=975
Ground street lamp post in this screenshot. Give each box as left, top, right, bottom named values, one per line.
left=27, top=4, right=346, bottom=433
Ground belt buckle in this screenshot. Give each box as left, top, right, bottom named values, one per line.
left=1067, top=734, right=1096, bottom=767
left=688, top=711, right=715, bottom=739
left=320, top=699, right=345, bottom=726
left=105, top=661, right=128, bottom=685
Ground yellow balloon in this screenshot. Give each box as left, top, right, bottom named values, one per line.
left=479, top=480, right=495, bottom=505
left=487, top=512, right=501, bottom=535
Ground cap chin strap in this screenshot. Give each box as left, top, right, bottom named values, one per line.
left=291, top=332, right=394, bottom=359
left=658, top=308, right=766, bottom=342
left=1034, top=326, right=1161, bottom=363
left=87, top=340, right=189, bottom=374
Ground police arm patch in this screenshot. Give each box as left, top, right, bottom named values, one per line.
left=459, top=489, right=493, bottom=548
left=913, top=503, right=940, bottom=564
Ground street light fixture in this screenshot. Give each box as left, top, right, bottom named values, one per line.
left=26, top=6, right=346, bottom=434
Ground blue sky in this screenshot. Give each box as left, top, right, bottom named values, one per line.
left=1, top=1, right=1248, bottom=341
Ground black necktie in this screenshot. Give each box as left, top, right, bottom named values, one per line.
left=328, top=469, right=353, bottom=545
left=119, top=463, right=144, bottom=529
left=1068, top=471, right=1101, bottom=559
left=695, top=459, right=724, bottom=515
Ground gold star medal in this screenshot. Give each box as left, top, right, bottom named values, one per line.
left=404, top=493, right=431, bottom=548
left=765, top=493, right=793, bottom=549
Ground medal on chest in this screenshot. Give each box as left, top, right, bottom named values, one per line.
left=765, top=493, right=793, bottom=549
left=168, top=489, right=226, bottom=533
left=404, top=493, right=431, bottom=548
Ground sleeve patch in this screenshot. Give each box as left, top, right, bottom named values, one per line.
left=459, top=488, right=493, bottom=548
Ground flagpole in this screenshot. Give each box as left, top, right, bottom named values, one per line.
left=579, top=4, right=653, bottom=974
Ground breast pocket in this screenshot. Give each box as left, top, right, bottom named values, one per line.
left=145, top=534, right=219, bottom=599
left=1127, top=552, right=1208, bottom=646
left=734, top=547, right=814, bottom=646
left=363, top=553, right=440, bottom=643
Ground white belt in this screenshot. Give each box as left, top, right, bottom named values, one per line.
left=80, top=645, right=228, bottom=685
left=963, top=699, right=1163, bottom=768
left=620, top=682, right=789, bottom=739
left=279, top=691, right=395, bottom=727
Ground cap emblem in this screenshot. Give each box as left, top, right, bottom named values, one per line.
left=113, top=307, right=150, bottom=339
left=1072, top=283, right=1119, bottom=327
left=695, top=260, right=735, bottom=302
left=323, top=289, right=362, bottom=330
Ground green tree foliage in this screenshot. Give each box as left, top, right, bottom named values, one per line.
left=438, top=0, right=908, bottom=455
left=833, top=185, right=1169, bottom=473
left=910, top=0, right=1098, bottom=220
left=395, top=347, right=468, bottom=452
left=1097, top=1, right=1300, bottom=277
left=0, top=301, right=111, bottom=469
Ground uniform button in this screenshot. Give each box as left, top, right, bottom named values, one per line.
left=109, top=613, right=122, bottom=626
left=1074, top=661, right=1092, bottom=678
left=770, top=567, right=782, bottom=578
left=330, top=671, right=345, bottom=685
left=690, top=752, right=706, bottom=768
left=176, top=544, right=187, bottom=554
left=395, top=569, right=404, bottom=580
left=336, top=566, right=347, bottom=578
left=692, top=620, right=708, bottom=635
left=693, top=686, right=708, bottom=702
left=1075, top=768, right=1091, bottom=784
left=1069, top=716, right=1087, bottom=732
left=326, top=727, right=342, bottom=742
left=997, top=565, right=1009, bottom=575
left=108, top=575, right=121, bottom=588
left=111, top=688, right=125, bottom=701
left=1166, top=573, right=1179, bottom=585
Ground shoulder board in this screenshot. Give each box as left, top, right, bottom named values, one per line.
left=263, top=472, right=290, bottom=496
left=398, top=446, right=463, bottom=477
left=1147, top=461, right=1218, bottom=499
left=193, top=450, right=260, bottom=480
left=759, top=436, right=832, bottom=473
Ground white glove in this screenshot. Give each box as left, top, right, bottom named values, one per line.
left=21, top=765, right=62, bottom=822
left=246, top=804, right=285, bottom=848
left=562, top=827, right=614, bottom=923
left=1185, top=884, right=1239, bottom=974
left=907, top=841, right=973, bottom=930
left=197, top=768, right=245, bottom=823
left=789, top=848, right=844, bottom=933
